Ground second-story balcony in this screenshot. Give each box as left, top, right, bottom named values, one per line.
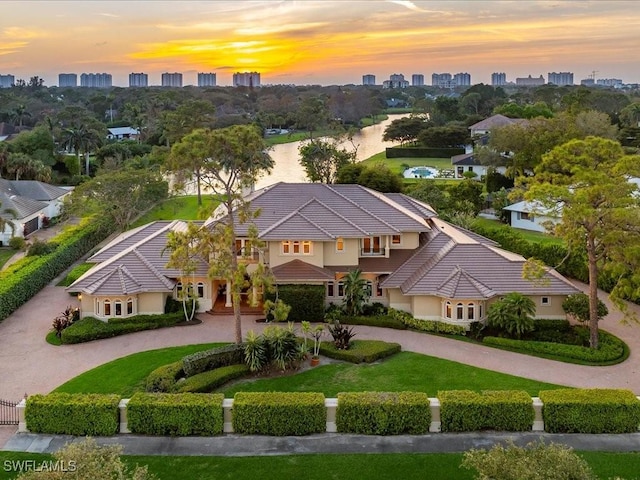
left=360, top=247, right=386, bottom=257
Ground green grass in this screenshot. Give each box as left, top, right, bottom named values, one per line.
left=54, top=343, right=222, bottom=397
left=1, top=452, right=639, bottom=480
left=131, top=195, right=218, bottom=227
left=358, top=114, right=389, bottom=127
left=359, top=152, right=453, bottom=175
left=472, top=217, right=565, bottom=245
left=56, top=262, right=95, bottom=287
left=221, top=351, right=563, bottom=397
left=52, top=346, right=563, bottom=398
left=0, top=248, right=16, bottom=269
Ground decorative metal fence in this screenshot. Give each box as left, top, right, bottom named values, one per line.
left=0, top=399, right=19, bottom=425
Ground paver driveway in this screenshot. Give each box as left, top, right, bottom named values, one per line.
left=2, top=279, right=640, bottom=403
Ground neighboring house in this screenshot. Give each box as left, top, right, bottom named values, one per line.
left=107, top=127, right=140, bottom=141
left=503, top=200, right=560, bottom=233
left=450, top=153, right=507, bottom=179
left=468, top=114, right=527, bottom=138
left=0, top=179, right=71, bottom=245
left=68, top=183, right=579, bottom=326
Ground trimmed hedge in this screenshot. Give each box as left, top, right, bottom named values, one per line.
left=385, top=146, right=465, bottom=158
left=438, top=390, right=534, bottom=432
left=390, top=309, right=467, bottom=335
left=174, top=364, right=250, bottom=393
left=60, top=313, right=184, bottom=344
left=539, top=388, right=640, bottom=433
left=145, top=361, right=185, bottom=393
left=336, top=392, right=430, bottom=435
left=319, top=340, right=401, bottom=364
left=182, top=344, right=245, bottom=377
left=26, top=393, right=119, bottom=436
left=127, top=392, right=224, bottom=436
left=232, top=392, right=326, bottom=436
left=0, top=218, right=113, bottom=322
left=482, top=330, right=627, bottom=364
left=337, top=314, right=406, bottom=330
left=268, top=284, right=325, bottom=322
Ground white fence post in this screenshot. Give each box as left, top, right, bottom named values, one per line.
left=325, top=398, right=338, bottom=433
left=119, top=399, right=130, bottom=433
left=16, top=399, right=28, bottom=433
left=532, top=397, right=544, bottom=431
left=429, top=397, right=441, bottom=433
left=223, top=398, right=234, bottom=433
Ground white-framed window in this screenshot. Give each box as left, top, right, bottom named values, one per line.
left=361, top=236, right=383, bottom=255
left=114, top=300, right=122, bottom=316
left=127, top=297, right=134, bottom=315
left=445, top=301, right=452, bottom=319
left=282, top=240, right=312, bottom=255
left=391, top=234, right=401, bottom=245
left=479, top=303, right=483, bottom=319
left=337, top=281, right=345, bottom=297
left=104, top=299, right=111, bottom=316
left=456, top=303, right=464, bottom=321
left=467, top=303, right=475, bottom=321
left=327, top=281, right=335, bottom=297
left=336, top=237, right=344, bottom=252
left=365, top=280, right=373, bottom=297
left=541, top=296, right=550, bottom=306
left=197, top=282, right=205, bottom=298
left=176, top=282, right=183, bottom=297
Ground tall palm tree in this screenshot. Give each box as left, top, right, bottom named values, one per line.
left=342, top=268, right=370, bottom=316
left=0, top=200, right=17, bottom=240
left=11, top=104, right=31, bottom=128
left=62, top=124, right=102, bottom=175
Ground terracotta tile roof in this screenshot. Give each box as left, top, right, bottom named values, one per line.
left=271, top=259, right=335, bottom=282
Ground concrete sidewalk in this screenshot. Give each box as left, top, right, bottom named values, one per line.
left=5, top=431, right=640, bottom=456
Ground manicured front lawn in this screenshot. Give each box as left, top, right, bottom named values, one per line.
left=0, top=248, right=15, bottom=269
left=1, top=452, right=639, bottom=480
left=131, top=195, right=218, bottom=227
left=54, top=343, right=222, bottom=397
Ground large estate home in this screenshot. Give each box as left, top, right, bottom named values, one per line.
left=68, top=183, right=579, bottom=326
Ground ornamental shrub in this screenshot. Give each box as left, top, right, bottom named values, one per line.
left=127, top=392, right=224, bottom=436
left=438, top=390, right=534, bottom=432
left=174, top=364, right=249, bottom=393
left=232, top=392, right=325, bottom=436
left=390, top=309, right=466, bottom=335
left=319, top=340, right=401, bottom=363
left=26, top=393, right=119, bottom=436
left=539, top=388, right=640, bottom=433
left=182, top=344, right=245, bottom=377
left=145, top=361, right=185, bottom=393
left=336, top=392, right=430, bottom=435
left=267, top=284, right=325, bottom=321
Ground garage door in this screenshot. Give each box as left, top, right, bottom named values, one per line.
left=23, top=217, right=39, bottom=236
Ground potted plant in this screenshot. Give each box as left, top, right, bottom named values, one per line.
left=310, top=325, right=324, bottom=366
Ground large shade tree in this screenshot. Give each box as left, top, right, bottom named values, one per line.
left=170, top=124, right=274, bottom=343
left=298, top=137, right=355, bottom=184
left=524, top=136, right=640, bottom=348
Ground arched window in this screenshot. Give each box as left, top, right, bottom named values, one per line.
left=445, top=301, right=452, bottom=319
left=104, top=299, right=111, bottom=316
left=364, top=281, right=373, bottom=297
left=114, top=299, right=122, bottom=316
left=176, top=282, right=183, bottom=298
left=456, top=303, right=464, bottom=320
left=467, top=303, right=475, bottom=321
left=197, top=282, right=205, bottom=298
left=337, top=281, right=345, bottom=297
left=479, top=303, right=483, bottom=319
left=127, top=297, right=134, bottom=315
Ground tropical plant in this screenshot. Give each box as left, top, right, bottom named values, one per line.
left=0, top=200, right=17, bottom=238
left=263, top=298, right=292, bottom=323
left=327, top=320, right=356, bottom=350
left=342, top=268, right=370, bottom=316
left=243, top=324, right=301, bottom=372
left=52, top=306, right=80, bottom=337
left=487, top=292, right=536, bottom=339
left=311, top=324, right=325, bottom=358
left=244, top=330, right=268, bottom=372
left=562, top=293, right=608, bottom=324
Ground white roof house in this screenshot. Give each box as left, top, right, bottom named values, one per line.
left=503, top=200, right=561, bottom=233
left=107, top=127, right=140, bottom=141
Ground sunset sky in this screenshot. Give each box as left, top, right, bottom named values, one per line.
left=1, top=0, right=638, bottom=87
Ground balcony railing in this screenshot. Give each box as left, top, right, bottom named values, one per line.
left=360, top=248, right=386, bottom=257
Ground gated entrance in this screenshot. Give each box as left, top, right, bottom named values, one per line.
left=0, top=399, right=19, bottom=425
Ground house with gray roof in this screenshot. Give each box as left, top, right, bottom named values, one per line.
left=69, top=183, right=579, bottom=326
left=0, top=179, right=71, bottom=245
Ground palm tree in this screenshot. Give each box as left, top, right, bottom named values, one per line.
left=487, top=292, right=536, bottom=339
left=62, top=124, right=102, bottom=175
left=0, top=200, right=17, bottom=239
left=11, top=104, right=31, bottom=128
left=342, top=268, right=369, bottom=316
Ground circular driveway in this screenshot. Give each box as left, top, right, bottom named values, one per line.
left=2, top=280, right=640, bottom=403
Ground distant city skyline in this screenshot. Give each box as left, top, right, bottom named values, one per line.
left=1, top=1, right=638, bottom=86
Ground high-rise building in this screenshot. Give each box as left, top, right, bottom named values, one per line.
left=432, top=73, right=453, bottom=88
left=454, top=72, right=471, bottom=86
left=80, top=73, right=112, bottom=88
left=0, top=74, right=15, bottom=88
left=597, top=78, right=623, bottom=87
left=548, top=72, right=573, bottom=86
left=58, top=73, right=77, bottom=87
left=129, top=72, right=148, bottom=87
left=515, top=75, right=545, bottom=87
left=412, top=74, right=424, bottom=86
left=233, top=71, right=260, bottom=87
left=362, top=74, right=376, bottom=86
left=198, top=73, right=216, bottom=87
left=383, top=74, right=409, bottom=88
left=161, top=72, right=183, bottom=87
left=491, top=72, right=507, bottom=86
